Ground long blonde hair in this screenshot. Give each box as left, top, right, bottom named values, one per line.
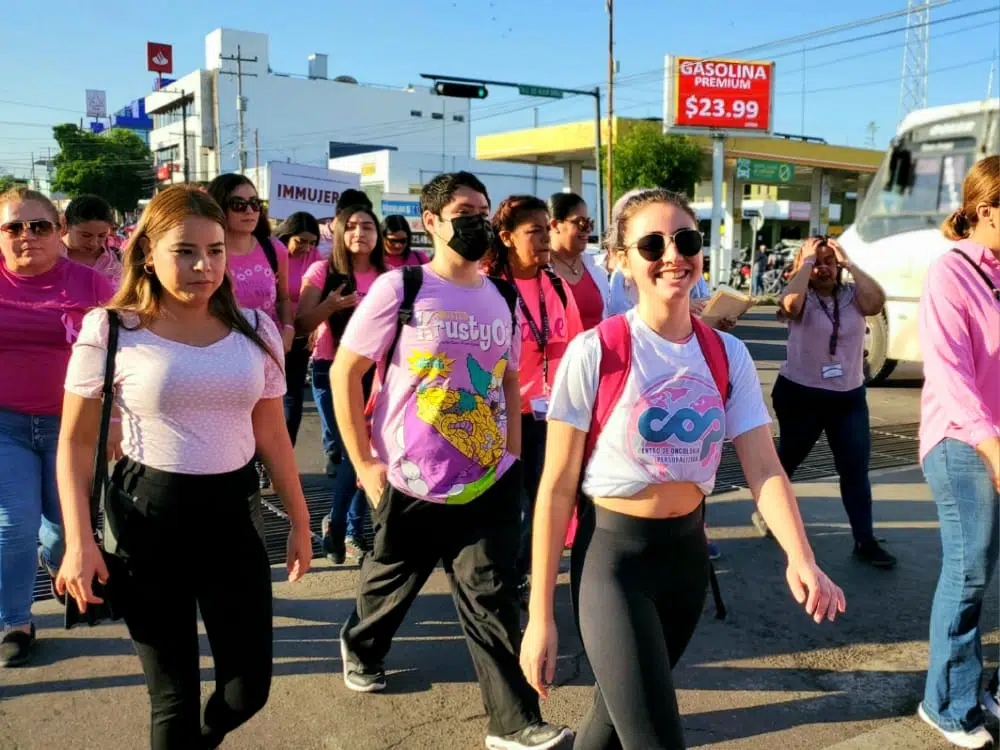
left=109, top=185, right=279, bottom=363
left=941, top=155, right=1000, bottom=241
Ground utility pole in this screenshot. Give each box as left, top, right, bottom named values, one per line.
left=220, top=44, right=258, bottom=174
left=30, top=153, right=36, bottom=190
left=865, top=121, right=879, bottom=148
left=606, top=0, right=614, bottom=214
left=254, top=128, right=260, bottom=181
left=532, top=107, right=539, bottom=197
left=180, top=92, right=190, bottom=184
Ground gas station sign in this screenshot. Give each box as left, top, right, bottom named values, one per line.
left=664, top=56, right=775, bottom=135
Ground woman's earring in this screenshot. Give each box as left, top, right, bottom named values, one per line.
left=143, top=263, right=154, bottom=276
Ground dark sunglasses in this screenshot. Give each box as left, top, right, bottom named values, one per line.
left=0, top=219, right=58, bottom=239
left=631, top=228, right=703, bottom=261
left=566, top=217, right=595, bottom=233
left=227, top=196, right=262, bottom=213
left=385, top=237, right=408, bottom=247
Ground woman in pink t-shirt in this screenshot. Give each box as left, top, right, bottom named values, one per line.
left=486, top=195, right=584, bottom=584
left=57, top=185, right=311, bottom=746
left=381, top=214, right=428, bottom=269
left=208, top=175, right=295, bottom=353
left=0, top=188, right=114, bottom=667
left=296, top=205, right=386, bottom=563
left=547, top=192, right=610, bottom=331
left=275, top=212, right=323, bottom=445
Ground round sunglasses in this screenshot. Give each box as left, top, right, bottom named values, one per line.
left=565, top=216, right=595, bottom=233
left=628, top=228, right=704, bottom=261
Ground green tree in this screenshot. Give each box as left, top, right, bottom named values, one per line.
left=51, top=124, right=155, bottom=213
left=605, top=122, right=704, bottom=202
left=0, top=175, right=29, bottom=194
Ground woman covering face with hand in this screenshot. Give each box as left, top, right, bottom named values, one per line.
left=520, top=188, right=845, bottom=750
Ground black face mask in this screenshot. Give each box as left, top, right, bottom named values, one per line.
left=446, top=214, right=494, bottom=262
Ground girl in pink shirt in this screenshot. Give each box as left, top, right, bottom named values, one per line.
left=62, top=194, right=122, bottom=288
left=917, top=156, right=1000, bottom=749
left=381, top=214, right=428, bottom=269
left=57, top=185, right=311, bottom=747
left=296, top=205, right=386, bottom=563
left=276, top=212, right=323, bottom=445
left=0, top=188, right=114, bottom=667
left=486, top=195, right=584, bottom=584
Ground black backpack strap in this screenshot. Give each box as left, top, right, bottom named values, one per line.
left=91, top=310, right=120, bottom=532
left=486, top=275, right=518, bottom=329
left=260, top=236, right=278, bottom=274
left=383, top=265, right=423, bottom=371
left=951, top=249, right=1000, bottom=301
left=542, top=266, right=568, bottom=309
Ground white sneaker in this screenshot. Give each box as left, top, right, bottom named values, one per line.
left=983, top=690, right=1000, bottom=721
left=918, top=703, right=994, bottom=748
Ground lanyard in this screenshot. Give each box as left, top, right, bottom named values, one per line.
left=515, top=275, right=551, bottom=388
left=813, top=289, right=840, bottom=356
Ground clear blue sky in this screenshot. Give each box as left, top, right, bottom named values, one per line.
left=0, top=0, right=997, bottom=179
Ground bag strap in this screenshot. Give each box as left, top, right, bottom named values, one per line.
left=90, top=310, right=120, bottom=532
left=541, top=266, right=568, bottom=309
left=951, top=248, right=1000, bottom=301
left=585, top=314, right=633, bottom=466
left=691, top=315, right=731, bottom=402
left=382, top=265, right=423, bottom=374
left=486, top=274, right=519, bottom=329
left=259, top=236, right=278, bottom=274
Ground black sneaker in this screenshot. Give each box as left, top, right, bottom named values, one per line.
left=853, top=540, right=897, bottom=569
left=38, top=546, right=65, bottom=605
left=485, top=723, right=573, bottom=749
left=340, top=636, right=386, bottom=693
left=0, top=624, right=36, bottom=668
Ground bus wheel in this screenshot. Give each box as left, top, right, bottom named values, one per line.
left=864, top=313, right=897, bottom=385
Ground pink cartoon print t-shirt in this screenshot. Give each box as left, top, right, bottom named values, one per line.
left=228, top=238, right=289, bottom=327
left=0, top=257, right=115, bottom=415
left=301, top=261, right=380, bottom=362
left=339, top=267, right=521, bottom=505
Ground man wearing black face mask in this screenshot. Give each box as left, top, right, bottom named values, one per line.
left=331, top=172, right=572, bottom=750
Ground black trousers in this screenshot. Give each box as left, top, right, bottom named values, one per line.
left=570, top=504, right=709, bottom=750
left=283, top=336, right=311, bottom=446
left=772, top=375, right=875, bottom=543
left=108, top=459, right=273, bottom=750
left=518, top=414, right=548, bottom=579
left=340, top=461, right=541, bottom=736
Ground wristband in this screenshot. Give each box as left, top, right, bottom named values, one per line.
left=283, top=324, right=295, bottom=332
left=802, top=258, right=816, bottom=266
left=110, top=418, right=122, bottom=425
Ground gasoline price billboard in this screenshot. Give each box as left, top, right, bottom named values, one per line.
left=663, top=56, right=775, bottom=135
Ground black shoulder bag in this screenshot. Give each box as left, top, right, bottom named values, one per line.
left=64, top=311, right=127, bottom=629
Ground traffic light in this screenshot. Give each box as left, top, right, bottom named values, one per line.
left=434, top=82, right=489, bottom=99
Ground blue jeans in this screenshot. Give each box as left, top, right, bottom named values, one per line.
left=310, top=360, right=367, bottom=540
left=0, top=408, right=64, bottom=627
left=922, top=438, right=1000, bottom=731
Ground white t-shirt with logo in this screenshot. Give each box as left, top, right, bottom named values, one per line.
left=547, top=308, right=771, bottom=498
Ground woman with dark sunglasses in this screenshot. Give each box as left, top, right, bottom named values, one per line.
left=547, top=193, right=609, bottom=331
left=381, top=214, right=427, bottom=269
left=520, top=188, right=845, bottom=749
left=0, top=188, right=114, bottom=666
left=207, top=175, right=295, bottom=356
left=754, top=236, right=896, bottom=569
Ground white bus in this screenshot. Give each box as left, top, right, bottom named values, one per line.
left=839, top=98, right=999, bottom=383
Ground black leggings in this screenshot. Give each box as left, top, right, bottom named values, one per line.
left=571, top=503, right=709, bottom=750
left=107, top=459, right=273, bottom=750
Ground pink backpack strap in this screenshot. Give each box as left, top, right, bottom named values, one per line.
left=584, top=314, right=633, bottom=464
left=691, top=314, right=731, bottom=402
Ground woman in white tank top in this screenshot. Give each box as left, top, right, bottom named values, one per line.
left=520, top=188, right=846, bottom=750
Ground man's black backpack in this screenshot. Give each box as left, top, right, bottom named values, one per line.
left=382, top=265, right=518, bottom=370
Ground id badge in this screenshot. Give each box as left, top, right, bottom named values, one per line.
left=821, top=363, right=844, bottom=379
left=530, top=396, right=549, bottom=421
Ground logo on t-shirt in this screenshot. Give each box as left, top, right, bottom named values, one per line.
left=413, top=309, right=512, bottom=352
left=628, top=373, right=725, bottom=483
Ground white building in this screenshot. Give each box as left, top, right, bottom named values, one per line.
left=144, top=28, right=471, bottom=186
